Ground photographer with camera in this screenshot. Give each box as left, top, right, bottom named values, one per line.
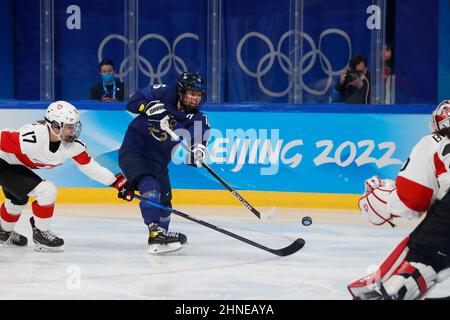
left=90, top=59, right=125, bottom=102
left=331, top=55, right=370, bottom=104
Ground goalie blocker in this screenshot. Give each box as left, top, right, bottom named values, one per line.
left=349, top=191, right=450, bottom=300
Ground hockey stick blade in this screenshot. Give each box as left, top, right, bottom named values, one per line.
left=134, top=194, right=305, bottom=257
left=268, top=238, right=305, bottom=257
left=260, top=207, right=277, bottom=220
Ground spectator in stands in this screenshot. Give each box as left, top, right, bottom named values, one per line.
left=331, top=55, right=371, bottom=104
left=91, top=59, right=125, bottom=102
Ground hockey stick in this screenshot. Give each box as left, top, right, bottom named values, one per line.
left=163, top=126, right=274, bottom=220
left=133, top=194, right=305, bottom=257
left=424, top=296, right=450, bottom=300
left=379, top=283, right=450, bottom=300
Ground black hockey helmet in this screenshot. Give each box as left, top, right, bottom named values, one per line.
left=176, top=72, right=206, bottom=96
left=176, top=72, right=206, bottom=113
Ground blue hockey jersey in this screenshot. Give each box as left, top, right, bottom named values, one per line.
left=120, top=84, right=210, bottom=165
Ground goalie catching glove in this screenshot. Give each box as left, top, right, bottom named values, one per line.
left=189, top=144, right=208, bottom=167
left=111, top=173, right=134, bottom=201
left=358, top=175, right=398, bottom=226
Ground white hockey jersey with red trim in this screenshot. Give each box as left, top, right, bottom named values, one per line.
left=0, top=123, right=115, bottom=186
left=388, top=134, right=450, bottom=218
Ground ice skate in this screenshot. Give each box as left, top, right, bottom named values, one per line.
left=0, top=224, right=28, bottom=247
left=147, top=222, right=185, bottom=254
left=167, top=229, right=187, bottom=245
left=30, top=217, right=64, bottom=252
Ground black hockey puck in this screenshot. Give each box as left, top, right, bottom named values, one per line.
left=302, top=216, right=312, bottom=226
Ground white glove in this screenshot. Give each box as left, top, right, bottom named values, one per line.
left=190, top=144, right=208, bottom=167
left=358, top=175, right=397, bottom=226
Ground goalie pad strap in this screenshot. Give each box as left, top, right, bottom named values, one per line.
left=395, top=261, right=428, bottom=294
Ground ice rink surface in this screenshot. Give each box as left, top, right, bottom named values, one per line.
left=1, top=204, right=449, bottom=300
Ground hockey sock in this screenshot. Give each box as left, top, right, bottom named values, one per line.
left=159, top=210, right=171, bottom=230
left=0, top=198, right=28, bottom=232
left=138, top=176, right=162, bottom=225
left=31, top=201, right=54, bottom=231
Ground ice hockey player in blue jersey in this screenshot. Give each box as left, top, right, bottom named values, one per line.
left=119, top=72, right=210, bottom=254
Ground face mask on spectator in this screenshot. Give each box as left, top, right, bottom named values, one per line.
left=102, top=73, right=114, bottom=84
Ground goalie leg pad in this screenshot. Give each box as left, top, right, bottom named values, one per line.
left=436, top=267, right=450, bottom=283
left=348, top=236, right=410, bottom=300
left=383, top=261, right=437, bottom=300
left=348, top=236, right=440, bottom=300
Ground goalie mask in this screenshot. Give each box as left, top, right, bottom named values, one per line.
left=431, top=100, right=450, bottom=133
left=45, top=101, right=82, bottom=143
left=176, top=72, right=206, bottom=114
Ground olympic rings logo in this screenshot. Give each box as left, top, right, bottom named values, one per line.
left=98, top=33, right=199, bottom=84
left=236, top=29, right=352, bottom=97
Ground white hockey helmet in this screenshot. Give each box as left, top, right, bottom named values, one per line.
left=45, top=100, right=82, bottom=142
left=431, top=100, right=450, bottom=133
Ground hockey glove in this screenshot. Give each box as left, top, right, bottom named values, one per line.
left=140, top=100, right=174, bottom=132
left=190, top=144, right=208, bottom=167
left=112, top=173, right=134, bottom=201
left=358, top=175, right=397, bottom=226
left=139, top=100, right=167, bottom=119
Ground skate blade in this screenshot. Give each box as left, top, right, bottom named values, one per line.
left=148, top=242, right=181, bottom=254
left=0, top=243, right=27, bottom=248
left=33, top=242, right=64, bottom=252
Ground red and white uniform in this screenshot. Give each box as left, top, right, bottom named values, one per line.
left=350, top=133, right=450, bottom=300
left=350, top=102, right=450, bottom=300
left=388, top=133, right=450, bottom=219
left=0, top=123, right=116, bottom=186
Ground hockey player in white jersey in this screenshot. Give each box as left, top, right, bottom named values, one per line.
left=0, top=101, right=134, bottom=251
left=348, top=100, right=450, bottom=300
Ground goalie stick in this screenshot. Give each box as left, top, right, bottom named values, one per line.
left=424, top=296, right=450, bottom=300
left=133, top=194, right=305, bottom=257
left=163, top=126, right=274, bottom=220
left=377, top=283, right=450, bottom=300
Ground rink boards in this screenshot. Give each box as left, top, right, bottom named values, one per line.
left=0, top=101, right=434, bottom=209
